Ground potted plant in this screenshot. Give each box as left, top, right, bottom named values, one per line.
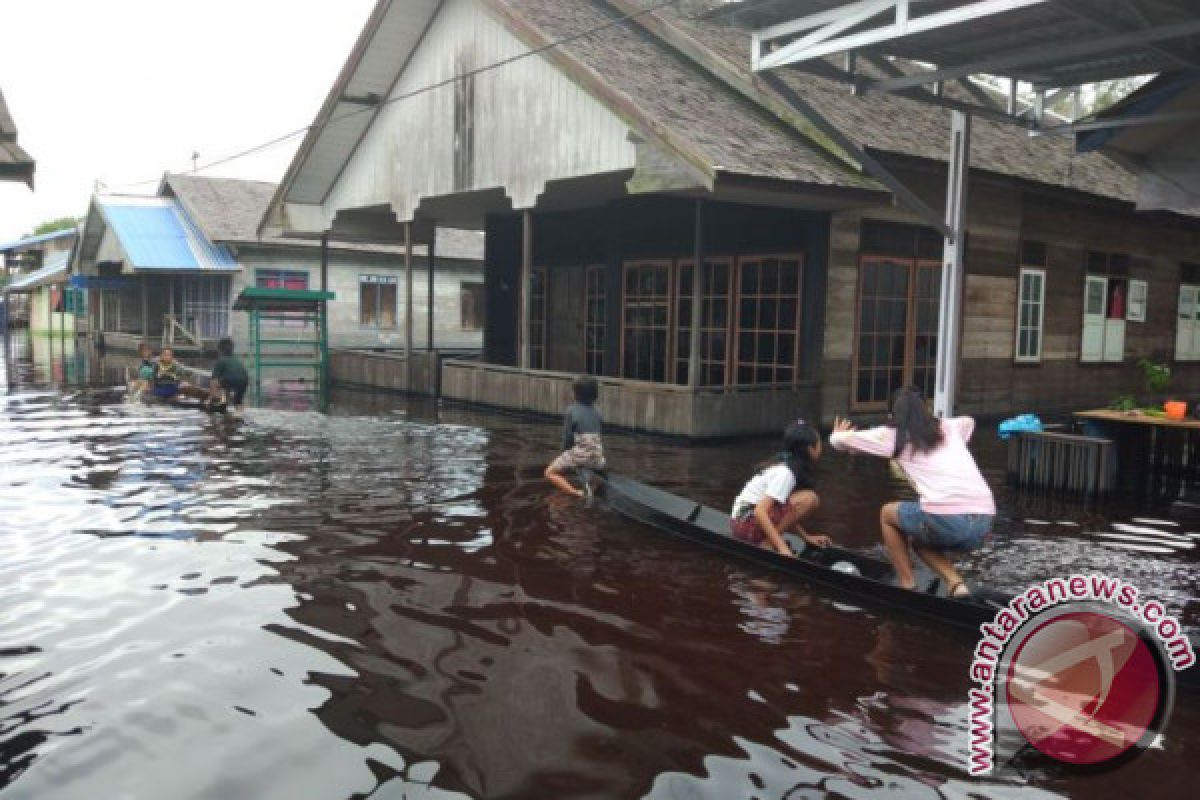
left=1140, top=359, right=1184, bottom=419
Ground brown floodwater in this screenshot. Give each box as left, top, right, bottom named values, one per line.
left=2, top=336, right=1199, bottom=799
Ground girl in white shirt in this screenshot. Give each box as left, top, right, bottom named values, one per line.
left=730, top=421, right=833, bottom=557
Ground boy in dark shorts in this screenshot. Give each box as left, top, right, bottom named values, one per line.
left=207, top=337, right=249, bottom=411
left=545, top=375, right=606, bottom=498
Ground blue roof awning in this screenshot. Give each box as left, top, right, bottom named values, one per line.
left=97, top=197, right=239, bottom=272
left=0, top=227, right=77, bottom=254
left=69, top=275, right=137, bottom=290
left=6, top=252, right=70, bottom=292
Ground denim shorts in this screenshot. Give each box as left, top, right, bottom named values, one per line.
left=896, top=502, right=992, bottom=552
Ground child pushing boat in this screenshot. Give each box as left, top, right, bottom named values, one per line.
left=829, top=386, right=995, bottom=596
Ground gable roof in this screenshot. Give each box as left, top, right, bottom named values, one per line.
left=84, top=195, right=240, bottom=272
left=274, top=0, right=1153, bottom=220
left=0, top=227, right=78, bottom=254
left=0, top=88, right=35, bottom=188
left=646, top=2, right=1140, bottom=203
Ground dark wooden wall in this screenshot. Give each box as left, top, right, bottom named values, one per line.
left=822, top=159, right=1200, bottom=420
left=483, top=198, right=831, bottom=379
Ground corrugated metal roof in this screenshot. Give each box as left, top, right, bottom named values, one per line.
left=97, top=196, right=239, bottom=272
left=6, top=251, right=70, bottom=291
left=0, top=227, right=78, bottom=254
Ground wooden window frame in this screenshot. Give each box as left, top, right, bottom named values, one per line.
left=528, top=267, right=547, bottom=370
left=850, top=255, right=941, bottom=411
left=730, top=253, right=804, bottom=388
left=1015, top=267, right=1046, bottom=364
left=359, top=274, right=399, bottom=330
left=1176, top=284, right=1200, bottom=362
left=460, top=281, right=484, bottom=332
left=674, top=257, right=735, bottom=387
left=583, top=265, right=606, bottom=376
left=620, top=259, right=674, bottom=383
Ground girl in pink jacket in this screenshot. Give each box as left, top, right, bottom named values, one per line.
left=829, top=386, right=995, bottom=597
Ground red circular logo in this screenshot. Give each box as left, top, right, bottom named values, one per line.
left=1005, top=611, right=1162, bottom=766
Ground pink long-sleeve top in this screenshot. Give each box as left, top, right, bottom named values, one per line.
left=829, top=417, right=996, bottom=516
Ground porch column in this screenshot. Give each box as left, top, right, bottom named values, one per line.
left=427, top=228, right=436, bottom=350
left=933, top=110, right=971, bottom=418
left=518, top=210, right=533, bottom=369
left=687, top=199, right=705, bottom=389
left=140, top=277, right=149, bottom=339
left=319, top=232, right=329, bottom=293
left=405, top=221, right=414, bottom=386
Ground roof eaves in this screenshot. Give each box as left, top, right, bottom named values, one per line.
left=261, top=0, right=405, bottom=235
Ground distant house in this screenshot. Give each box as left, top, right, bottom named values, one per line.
left=260, top=0, right=1200, bottom=436
left=72, top=174, right=484, bottom=354
left=1, top=228, right=80, bottom=333
left=0, top=88, right=35, bottom=188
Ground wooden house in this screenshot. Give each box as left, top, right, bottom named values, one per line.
left=1, top=228, right=80, bottom=333
left=0, top=87, right=34, bottom=188
left=263, top=0, right=1200, bottom=436
left=73, top=174, right=484, bottom=354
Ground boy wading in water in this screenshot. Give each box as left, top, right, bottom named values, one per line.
left=545, top=376, right=606, bottom=498
left=207, top=337, right=249, bottom=412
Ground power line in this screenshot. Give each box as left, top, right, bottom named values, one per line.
left=106, top=0, right=682, bottom=191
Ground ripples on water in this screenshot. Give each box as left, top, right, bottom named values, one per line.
left=2, top=344, right=1199, bottom=798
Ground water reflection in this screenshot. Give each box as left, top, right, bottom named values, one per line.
left=2, top=334, right=1199, bottom=799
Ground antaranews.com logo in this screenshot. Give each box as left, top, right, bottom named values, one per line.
left=967, top=574, right=1195, bottom=775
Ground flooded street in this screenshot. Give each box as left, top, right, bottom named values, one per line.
left=2, top=338, right=1199, bottom=799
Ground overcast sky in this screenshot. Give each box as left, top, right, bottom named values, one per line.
left=0, top=0, right=376, bottom=243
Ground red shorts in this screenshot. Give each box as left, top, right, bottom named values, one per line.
left=730, top=503, right=787, bottom=546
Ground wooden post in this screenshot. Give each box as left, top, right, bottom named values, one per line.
left=518, top=210, right=533, bottom=370
left=427, top=227, right=436, bottom=351
left=140, top=277, right=149, bottom=340
left=405, top=221, right=414, bottom=388
left=687, top=198, right=705, bottom=389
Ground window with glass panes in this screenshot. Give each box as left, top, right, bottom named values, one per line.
left=733, top=255, right=802, bottom=386
left=621, top=261, right=672, bottom=382
left=256, top=269, right=310, bottom=328
left=359, top=275, right=398, bottom=329
left=460, top=282, right=484, bottom=331
left=584, top=266, right=606, bottom=375
left=528, top=268, right=547, bottom=369
left=675, top=258, right=732, bottom=386
left=1016, top=268, right=1046, bottom=362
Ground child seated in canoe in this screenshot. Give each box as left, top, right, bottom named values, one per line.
left=150, top=348, right=204, bottom=401
left=545, top=375, right=606, bottom=498
left=829, top=386, right=995, bottom=597
left=128, top=341, right=157, bottom=399
left=730, top=420, right=832, bottom=557
left=206, top=337, right=249, bottom=411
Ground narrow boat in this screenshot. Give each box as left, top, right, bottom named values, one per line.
left=594, top=473, right=1200, bottom=689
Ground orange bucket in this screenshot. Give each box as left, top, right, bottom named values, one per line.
left=1165, top=401, right=1188, bottom=420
